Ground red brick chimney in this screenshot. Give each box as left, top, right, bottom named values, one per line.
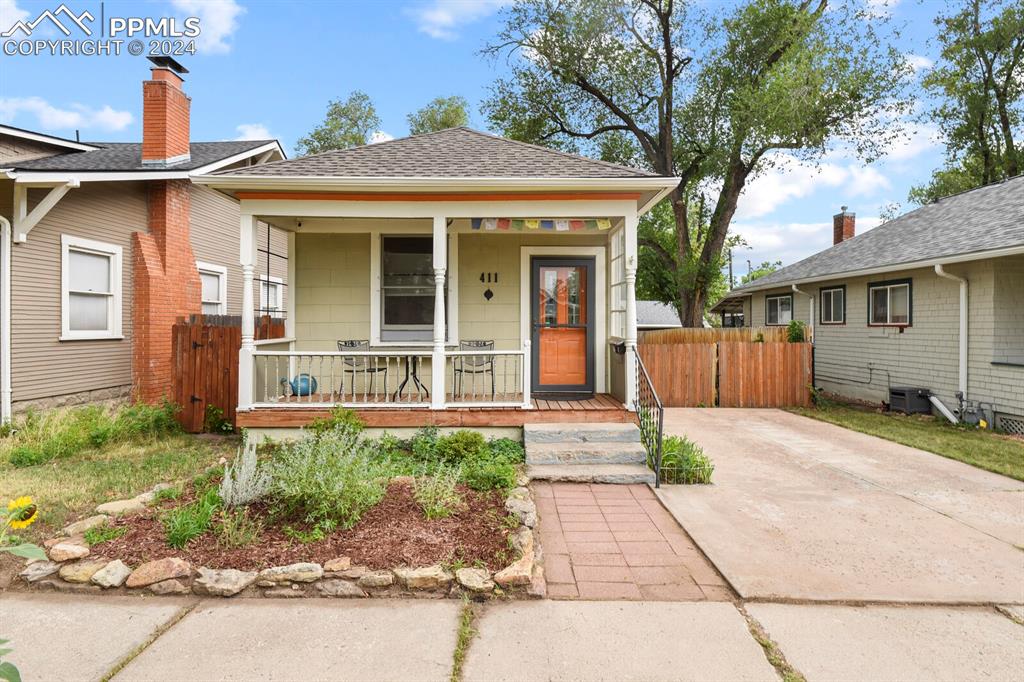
left=833, top=206, right=855, bottom=245
left=142, top=59, right=191, bottom=165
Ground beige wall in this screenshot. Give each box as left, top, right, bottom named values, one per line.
left=293, top=232, right=371, bottom=351
left=5, top=181, right=143, bottom=405
left=748, top=256, right=1024, bottom=418
left=190, top=185, right=287, bottom=316
left=0, top=134, right=66, bottom=163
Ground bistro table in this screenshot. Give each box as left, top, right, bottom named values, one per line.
left=369, top=345, right=456, bottom=402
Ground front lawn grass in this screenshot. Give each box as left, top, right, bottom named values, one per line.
left=0, top=433, right=237, bottom=539
left=791, top=404, right=1024, bottom=481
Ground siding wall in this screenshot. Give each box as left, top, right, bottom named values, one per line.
left=6, top=182, right=144, bottom=404
left=747, top=257, right=1024, bottom=417
left=0, top=134, right=66, bottom=163
left=189, top=184, right=287, bottom=315
left=293, top=232, right=371, bottom=351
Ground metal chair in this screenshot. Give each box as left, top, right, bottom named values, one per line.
left=337, top=340, right=387, bottom=400
left=453, top=340, right=495, bottom=399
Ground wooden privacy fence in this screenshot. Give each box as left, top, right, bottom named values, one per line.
left=638, top=341, right=812, bottom=408
left=641, top=326, right=799, bottom=344
left=171, top=315, right=285, bottom=432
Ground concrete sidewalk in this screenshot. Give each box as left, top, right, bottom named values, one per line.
left=4, top=593, right=1022, bottom=681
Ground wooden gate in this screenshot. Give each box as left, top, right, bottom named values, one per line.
left=638, top=343, right=717, bottom=407
left=171, top=316, right=284, bottom=432
left=718, top=342, right=812, bottom=407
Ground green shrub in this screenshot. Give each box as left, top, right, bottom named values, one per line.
left=410, top=425, right=440, bottom=460
left=659, top=435, right=714, bottom=484
left=8, top=445, right=45, bottom=467
left=163, top=488, right=221, bottom=548
left=308, top=406, right=365, bottom=437
left=413, top=466, right=464, bottom=519
left=786, top=320, right=807, bottom=343
left=461, top=457, right=517, bottom=491
left=487, top=437, right=525, bottom=463
left=215, top=508, right=263, bottom=548
left=283, top=524, right=326, bottom=544
left=84, top=523, right=127, bottom=546
left=204, top=405, right=234, bottom=434
left=153, top=485, right=182, bottom=503
left=435, top=430, right=487, bottom=464
left=269, top=425, right=386, bottom=530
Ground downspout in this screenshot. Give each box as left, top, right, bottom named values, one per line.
left=934, top=264, right=968, bottom=400
left=0, top=216, right=11, bottom=424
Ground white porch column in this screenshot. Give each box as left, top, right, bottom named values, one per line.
left=238, top=214, right=258, bottom=411
left=624, top=212, right=639, bottom=410
left=431, top=215, right=447, bottom=410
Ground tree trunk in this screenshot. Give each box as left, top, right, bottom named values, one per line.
left=994, top=93, right=1019, bottom=177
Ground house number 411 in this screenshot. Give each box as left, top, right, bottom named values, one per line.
left=479, top=272, right=498, bottom=283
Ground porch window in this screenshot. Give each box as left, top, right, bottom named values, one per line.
left=197, top=261, right=227, bottom=315
left=868, top=279, right=911, bottom=326
left=820, top=286, right=845, bottom=324
left=61, top=235, right=123, bottom=340
left=765, top=294, right=792, bottom=326
left=609, top=228, right=626, bottom=339
left=380, top=236, right=444, bottom=341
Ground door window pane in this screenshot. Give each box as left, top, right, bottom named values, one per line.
left=69, top=292, right=109, bottom=331
left=69, top=250, right=111, bottom=293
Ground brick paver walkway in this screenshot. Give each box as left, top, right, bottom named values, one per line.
left=533, top=481, right=734, bottom=601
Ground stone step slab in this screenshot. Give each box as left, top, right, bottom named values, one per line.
left=525, top=441, right=647, bottom=466
left=524, top=423, right=642, bottom=444
left=526, top=463, right=656, bottom=485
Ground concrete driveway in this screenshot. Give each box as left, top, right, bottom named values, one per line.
left=655, top=409, right=1024, bottom=603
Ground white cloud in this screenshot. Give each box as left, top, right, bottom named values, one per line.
left=170, top=0, right=244, bottom=54
left=880, top=120, right=941, bottom=162
left=405, top=0, right=506, bottom=40
left=0, top=96, right=132, bottom=132
left=369, top=130, right=394, bottom=144
left=906, top=54, right=933, bottom=73
left=234, top=123, right=271, bottom=140
left=863, top=0, right=900, bottom=19
left=0, top=0, right=29, bottom=38
left=732, top=215, right=883, bottom=269
left=847, top=166, right=891, bottom=196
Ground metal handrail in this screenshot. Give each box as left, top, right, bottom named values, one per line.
left=633, top=345, right=664, bottom=488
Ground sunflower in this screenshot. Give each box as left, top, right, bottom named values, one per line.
left=6, top=495, right=38, bottom=530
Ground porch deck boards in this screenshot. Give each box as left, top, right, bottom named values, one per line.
left=236, top=393, right=634, bottom=428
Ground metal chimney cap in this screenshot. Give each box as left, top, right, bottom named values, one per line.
left=147, top=55, right=189, bottom=74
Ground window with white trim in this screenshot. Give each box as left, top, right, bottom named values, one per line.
left=196, top=261, right=227, bottom=315
left=259, top=275, right=284, bottom=314
left=820, top=286, right=845, bottom=324
left=609, top=228, right=626, bottom=339
left=61, top=235, right=122, bottom=340
left=379, top=235, right=445, bottom=342
left=868, top=279, right=911, bottom=326
left=765, top=294, right=792, bottom=326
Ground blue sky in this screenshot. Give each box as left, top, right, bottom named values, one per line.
left=0, top=0, right=947, bottom=275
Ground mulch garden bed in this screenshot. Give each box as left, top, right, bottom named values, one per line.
left=97, top=480, right=512, bottom=572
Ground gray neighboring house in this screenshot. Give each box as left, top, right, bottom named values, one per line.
left=713, top=177, right=1024, bottom=432
left=637, top=301, right=683, bottom=333
left=0, top=59, right=287, bottom=421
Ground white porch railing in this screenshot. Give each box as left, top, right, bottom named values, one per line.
left=249, top=341, right=531, bottom=410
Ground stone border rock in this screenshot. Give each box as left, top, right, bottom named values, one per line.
left=19, top=482, right=546, bottom=601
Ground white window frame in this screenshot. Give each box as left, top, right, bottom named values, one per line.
left=765, top=294, right=793, bottom=326
left=60, top=235, right=123, bottom=341
left=196, top=261, right=228, bottom=315
left=258, top=275, right=284, bottom=314
left=868, top=280, right=912, bottom=326
left=819, top=286, right=845, bottom=325
left=609, top=227, right=626, bottom=341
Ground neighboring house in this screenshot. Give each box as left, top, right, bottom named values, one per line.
left=636, top=300, right=682, bottom=339
left=192, top=127, right=679, bottom=433
left=713, top=180, right=1024, bottom=431
left=0, top=58, right=286, bottom=422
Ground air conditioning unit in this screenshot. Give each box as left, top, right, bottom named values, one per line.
left=889, top=387, right=931, bottom=415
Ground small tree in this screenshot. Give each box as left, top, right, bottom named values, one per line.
left=407, top=96, right=470, bottom=135
left=295, top=91, right=381, bottom=156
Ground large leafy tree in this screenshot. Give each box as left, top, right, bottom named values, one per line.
left=295, top=91, right=381, bottom=156
left=408, top=96, right=471, bottom=135
left=483, top=0, right=908, bottom=326
left=910, top=0, right=1023, bottom=205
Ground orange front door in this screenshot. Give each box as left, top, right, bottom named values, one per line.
left=532, top=259, right=593, bottom=394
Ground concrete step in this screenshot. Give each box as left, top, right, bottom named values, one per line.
left=525, top=442, right=647, bottom=466
left=526, top=463, right=656, bottom=485
left=524, top=422, right=642, bottom=444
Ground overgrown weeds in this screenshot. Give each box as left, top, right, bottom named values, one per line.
left=84, top=523, right=127, bottom=546
left=658, top=435, right=714, bottom=484
left=162, top=488, right=221, bottom=549
left=414, top=465, right=464, bottom=519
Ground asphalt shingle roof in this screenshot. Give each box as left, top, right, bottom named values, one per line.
left=734, top=175, right=1024, bottom=291
left=12, top=140, right=274, bottom=172
left=637, top=301, right=682, bottom=327
left=217, top=127, right=659, bottom=179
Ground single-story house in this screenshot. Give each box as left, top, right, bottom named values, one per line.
left=637, top=300, right=682, bottom=333
left=192, top=127, right=679, bottom=434
left=0, top=57, right=286, bottom=421
left=713, top=179, right=1024, bottom=432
